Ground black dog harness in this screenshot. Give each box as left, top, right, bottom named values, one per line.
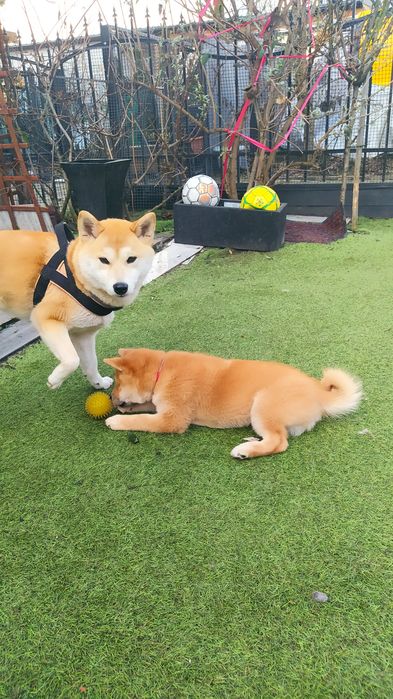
left=33, top=222, right=121, bottom=316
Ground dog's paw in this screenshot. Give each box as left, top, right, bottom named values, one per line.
left=231, top=437, right=260, bottom=459
left=95, top=375, right=113, bottom=390
left=105, top=415, right=127, bottom=430
left=231, top=444, right=251, bottom=460
left=47, top=375, right=63, bottom=390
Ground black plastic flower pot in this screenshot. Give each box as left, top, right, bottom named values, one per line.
left=173, top=200, right=287, bottom=251
left=61, top=158, right=131, bottom=219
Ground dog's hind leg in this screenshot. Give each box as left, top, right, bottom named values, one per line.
left=231, top=390, right=289, bottom=459
left=31, top=312, right=80, bottom=389
left=70, top=328, right=113, bottom=390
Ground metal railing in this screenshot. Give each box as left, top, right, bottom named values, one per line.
left=1, top=9, right=393, bottom=211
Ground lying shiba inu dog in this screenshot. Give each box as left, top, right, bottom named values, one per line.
left=104, top=348, right=362, bottom=458
left=0, top=211, right=155, bottom=389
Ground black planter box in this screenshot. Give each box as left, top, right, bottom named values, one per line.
left=174, top=200, right=287, bottom=251
left=236, top=182, right=393, bottom=219
left=61, top=158, right=131, bottom=219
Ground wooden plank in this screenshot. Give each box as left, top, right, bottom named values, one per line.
left=153, top=233, right=172, bottom=253
left=144, top=241, right=202, bottom=285
left=2, top=175, right=39, bottom=182
left=0, top=142, right=28, bottom=149
left=0, top=310, right=12, bottom=325
left=14, top=211, right=53, bottom=231
left=0, top=204, right=49, bottom=211
left=0, top=320, right=39, bottom=361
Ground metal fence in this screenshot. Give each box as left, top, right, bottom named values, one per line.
left=3, top=10, right=393, bottom=213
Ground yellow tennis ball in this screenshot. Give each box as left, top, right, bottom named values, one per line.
left=240, top=185, right=280, bottom=211
left=85, top=391, right=113, bottom=419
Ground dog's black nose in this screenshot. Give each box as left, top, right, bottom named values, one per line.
left=113, top=282, right=128, bottom=296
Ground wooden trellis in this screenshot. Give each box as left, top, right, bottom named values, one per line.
left=0, top=27, right=48, bottom=230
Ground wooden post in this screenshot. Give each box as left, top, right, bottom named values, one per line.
left=351, top=79, right=369, bottom=231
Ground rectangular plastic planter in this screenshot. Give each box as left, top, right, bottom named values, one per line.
left=173, top=200, right=287, bottom=252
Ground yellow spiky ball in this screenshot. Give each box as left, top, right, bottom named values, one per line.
left=85, top=391, right=113, bottom=419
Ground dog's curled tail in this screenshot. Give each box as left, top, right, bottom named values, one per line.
left=319, top=368, right=363, bottom=417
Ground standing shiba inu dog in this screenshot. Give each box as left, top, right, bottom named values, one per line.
left=0, top=210, right=156, bottom=389
left=104, top=348, right=362, bottom=459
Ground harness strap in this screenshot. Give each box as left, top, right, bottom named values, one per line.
left=33, top=222, right=122, bottom=316
left=60, top=221, right=75, bottom=243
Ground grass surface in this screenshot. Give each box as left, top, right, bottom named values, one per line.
left=1, top=221, right=393, bottom=698
left=155, top=218, right=174, bottom=234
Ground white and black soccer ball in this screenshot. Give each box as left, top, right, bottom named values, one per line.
left=182, top=174, right=220, bottom=206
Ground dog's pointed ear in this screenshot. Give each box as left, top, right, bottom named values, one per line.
left=103, top=357, right=124, bottom=371
left=78, top=211, right=103, bottom=239
left=134, top=212, right=156, bottom=245
left=118, top=348, right=128, bottom=356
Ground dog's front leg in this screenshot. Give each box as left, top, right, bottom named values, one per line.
left=70, top=328, right=113, bottom=390
left=106, top=412, right=189, bottom=433
left=30, top=312, right=80, bottom=389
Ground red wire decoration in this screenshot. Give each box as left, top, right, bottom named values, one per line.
left=197, top=0, right=348, bottom=195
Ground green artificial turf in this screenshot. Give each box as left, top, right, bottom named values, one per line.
left=1, top=221, right=393, bottom=699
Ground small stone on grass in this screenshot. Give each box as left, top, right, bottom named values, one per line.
left=312, top=591, right=329, bottom=603
left=358, top=428, right=373, bottom=437
left=128, top=432, right=140, bottom=444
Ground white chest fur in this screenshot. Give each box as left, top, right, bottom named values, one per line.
left=68, top=306, right=115, bottom=331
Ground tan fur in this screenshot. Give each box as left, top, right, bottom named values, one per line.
left=0, top=210, right=155, bottom=389
left=104, top=348, right=362, bottom=458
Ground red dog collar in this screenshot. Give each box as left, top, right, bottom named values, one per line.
left=153, top=358, right=165, bottom=391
